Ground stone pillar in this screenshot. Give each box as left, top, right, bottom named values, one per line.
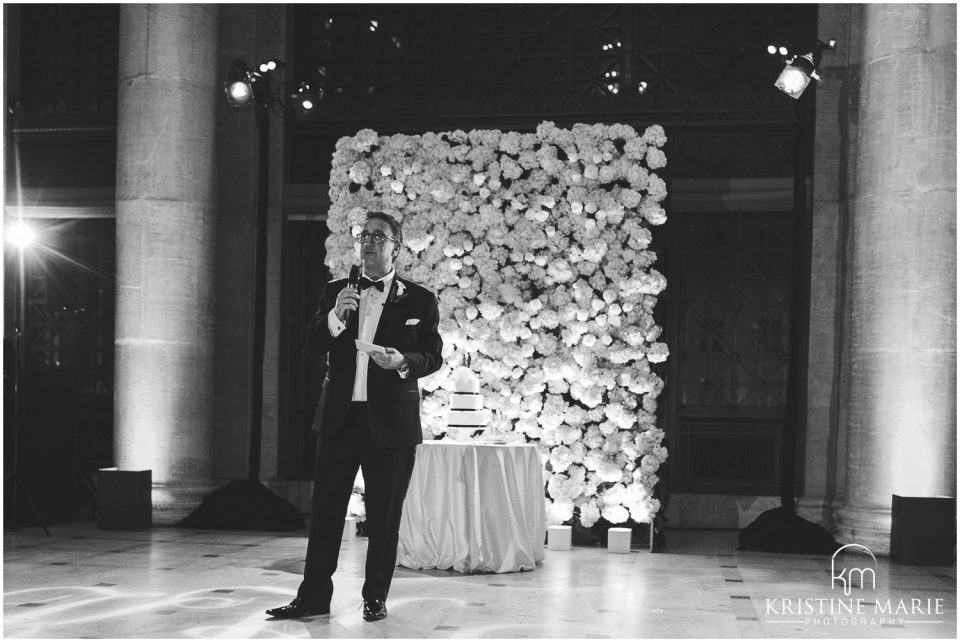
left=839, top=3, right=957, bottom=552
left=114, top=4, right=220, bottom=524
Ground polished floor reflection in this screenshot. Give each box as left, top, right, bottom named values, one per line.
left=4, top=521, right=956, bottom=639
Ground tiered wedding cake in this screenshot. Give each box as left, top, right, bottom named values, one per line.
left=444, top=367, right=488, bottom=440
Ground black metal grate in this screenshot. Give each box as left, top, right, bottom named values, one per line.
left=679, top=212, right=793, bottom=410
left=679, top=421, right=781, bottom=494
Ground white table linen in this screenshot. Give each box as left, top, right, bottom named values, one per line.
left=397, top=441, right=546, bottom=573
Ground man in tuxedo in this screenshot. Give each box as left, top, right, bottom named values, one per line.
left=267, top=212, right=443, bottom=622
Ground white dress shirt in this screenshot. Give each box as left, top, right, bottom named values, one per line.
left=328, top=270, right=395, bottom=401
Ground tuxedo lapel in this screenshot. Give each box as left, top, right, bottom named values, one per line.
left=380, top=276, right=409, bottom=320
left=385, top=277, right=409, bottom=306
left=374, top=276, right=411, bottom=344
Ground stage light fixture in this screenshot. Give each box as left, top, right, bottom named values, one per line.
left=773, top=38, right=836, bottom=99
left=224, top=59, right=258, bottom=107
left=291, top=81, right=323, bottom=117
left=774, top=55, right=817, bottom=99
left=638, top=81, right=648, bottom=94
left=226, top=78, right=254, bottom=106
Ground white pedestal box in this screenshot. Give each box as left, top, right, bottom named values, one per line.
left=547, top=525, right=572, bottom=550
left=608, top=527, right=632, bottom=553
left=343, top=516, right=357, bottom=541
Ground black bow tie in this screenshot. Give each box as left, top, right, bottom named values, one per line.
left=359, top=276, right=385, bottom=292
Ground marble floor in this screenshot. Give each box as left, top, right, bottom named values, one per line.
left=3, top=521, right=956, bottom=639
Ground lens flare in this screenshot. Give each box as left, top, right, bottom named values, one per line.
left=7, top=220, right=36, bottom=248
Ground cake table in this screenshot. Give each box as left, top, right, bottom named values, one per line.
left=396, top=440, right=546, bottom=574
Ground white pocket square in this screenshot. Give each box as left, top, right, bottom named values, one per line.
left=405, top=318, right=420, bottom=326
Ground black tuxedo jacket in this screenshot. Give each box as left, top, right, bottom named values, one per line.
left=306, top=274, right=443, bottom=448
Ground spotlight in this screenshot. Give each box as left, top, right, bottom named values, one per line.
left=291, top=81, right=323, bottom=117
left=7, top=220, right=36, bottom=249
left=766, top=43, right=790, bottom=57
left=638, top=81, right=648, bottom=94
left=773, top=38, right=836, bottom=99
left=225, top=78, right=254, bottom=106
left=774, top=59, right=815, bottom=99
left=224, top=59, right=257, bottom=107
left=258, top=58, right=280, bottom=74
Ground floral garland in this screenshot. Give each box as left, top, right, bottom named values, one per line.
left=327, top=121, right=669, bottom=528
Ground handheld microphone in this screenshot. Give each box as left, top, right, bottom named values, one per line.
left=344, top=265, right=360, bottom=325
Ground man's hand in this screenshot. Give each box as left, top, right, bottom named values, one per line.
left=369, top=347, right=406, bottom=370
left=334, top=286, right=360, bottom=321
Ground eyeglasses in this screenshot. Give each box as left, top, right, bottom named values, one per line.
left=354, top=231, right=395, bottom=245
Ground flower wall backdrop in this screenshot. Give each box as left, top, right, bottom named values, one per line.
left=327, top=121, right=669, bottom=528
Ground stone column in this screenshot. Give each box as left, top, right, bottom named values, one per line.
left=839, top=3, right=957, bottom=552
left=114, top=4, right=220, bottom=524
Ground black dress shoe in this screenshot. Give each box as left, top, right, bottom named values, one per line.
left=265, top=597, right=330, bottom=619
left=362, top=599, right=387, bottom=622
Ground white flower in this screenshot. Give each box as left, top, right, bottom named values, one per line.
left=642, top=124, right=667, bottom=147
left=478, top=302, right=503, bottom=320
left=348, top=491, right=366, bottom=520
left=348, top=161, right=371, bottom=184
left=647, top=342, right=670, bottom=363
left=601, top=504, right=630, bottom=525
left=405, top=234, right=434, bottom=253
left=352, top=128, right=378, bottom=152
left=645, top=147, right=667, bottom=169
left=578, top=499, right=601, bottom=528
left=430, top=186, right=455, bottom=203
left=549, top=445, right=577, bottom=473
left=547, top=498, right=574, bottom=525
